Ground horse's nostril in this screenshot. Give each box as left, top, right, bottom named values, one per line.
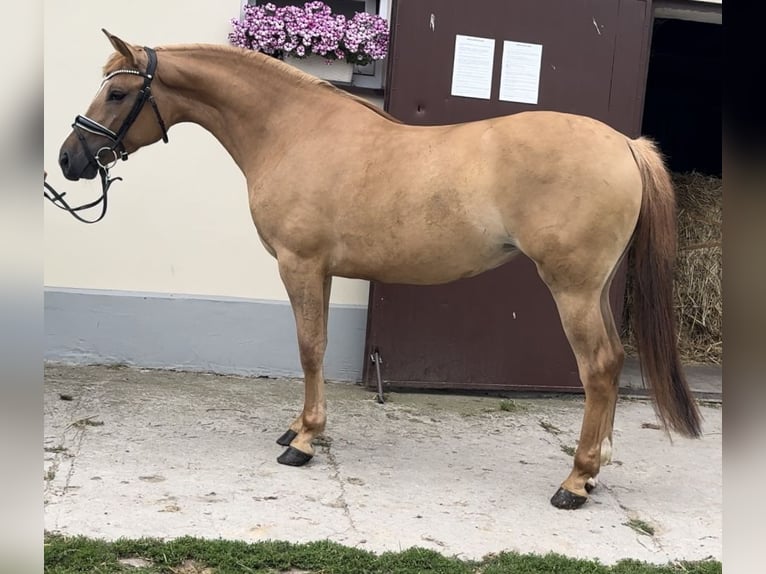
left=59, top=151, right=70, bottom=170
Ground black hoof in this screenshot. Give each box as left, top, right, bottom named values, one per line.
left=550, top=487, right=588, bottom=510
left=277, top=446, right=313, bottom=467
left=276, top=429, right=297, bottom=446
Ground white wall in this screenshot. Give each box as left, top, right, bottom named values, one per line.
left=44, top=0, right=370, bottom=306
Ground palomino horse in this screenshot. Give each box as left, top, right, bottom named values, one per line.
left=56, top=30, right=702, bottom=510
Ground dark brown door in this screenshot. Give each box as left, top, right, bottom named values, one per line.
left=363, top=0, right=653, bottom=392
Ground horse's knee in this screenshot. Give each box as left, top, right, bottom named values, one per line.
left=298, top=343, right=324, bottom=374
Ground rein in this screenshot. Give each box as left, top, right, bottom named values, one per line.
left=44, top=46, right=169, bottom=224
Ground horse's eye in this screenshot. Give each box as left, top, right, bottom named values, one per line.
left=107, top=90, right=126, bottom=102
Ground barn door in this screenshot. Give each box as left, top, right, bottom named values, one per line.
left=363, top=0, right=654, bottom=392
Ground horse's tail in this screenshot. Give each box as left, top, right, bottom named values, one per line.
left=626, top=137, right=702, bottom=438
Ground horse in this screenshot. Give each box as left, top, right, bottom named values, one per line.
left=55, top=30, right=702, bottom=510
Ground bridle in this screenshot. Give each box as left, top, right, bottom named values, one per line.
left=44, top=46, right=169, bottom=223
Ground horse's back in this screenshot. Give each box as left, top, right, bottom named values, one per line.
left=258, top=107, right=643, bottom=285
left=372, top=110, right=643, bottom=258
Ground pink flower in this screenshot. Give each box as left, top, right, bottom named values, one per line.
left=229, top=1, right=388, bottom=65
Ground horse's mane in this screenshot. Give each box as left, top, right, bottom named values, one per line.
left=104, top=44, right=401, bottom=124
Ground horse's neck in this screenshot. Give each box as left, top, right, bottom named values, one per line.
left=159, top=47, right=341, bottom=174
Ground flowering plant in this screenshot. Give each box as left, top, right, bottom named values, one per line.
left=229, top=1, right=389, bottom=67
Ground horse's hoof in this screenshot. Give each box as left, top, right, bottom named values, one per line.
left=276, top=429, right=297, bottom=446
left=277, top=446, right=313, bottom=467
left=550, top=487, right=588, bottom=510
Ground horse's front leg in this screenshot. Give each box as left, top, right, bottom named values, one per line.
left=275, top=257, right=331, bottom=467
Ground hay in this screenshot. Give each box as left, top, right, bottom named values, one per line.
left=621, top=171, right=722, bottom=365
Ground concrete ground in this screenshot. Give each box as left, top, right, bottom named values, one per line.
left=43, top=363, right=721, bottom=566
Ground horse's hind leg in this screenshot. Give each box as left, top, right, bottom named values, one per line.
left=275, top=258, right=331, bottom=466
left=585, top=283, right=625, bottom=494
left=546, top=282, right=624, bottom=509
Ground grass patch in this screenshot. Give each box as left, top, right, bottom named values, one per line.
left=498, top=399, right=526, bottom=413
left=539, top=419, right=562, bottom=435
left=560, top=444, right=576, bottom=457
left=44, top=533, right=720, bottom=574
left=68, top=417, right=105, bottom=429
left=103, top=362, right=131, bottom=370
left=625, top=518, right=656, bottom=537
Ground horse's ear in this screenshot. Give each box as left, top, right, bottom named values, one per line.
left=102, top=29, right=142, bottom=67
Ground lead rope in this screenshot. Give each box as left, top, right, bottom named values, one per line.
left=44, top=167, right=122, bottom=224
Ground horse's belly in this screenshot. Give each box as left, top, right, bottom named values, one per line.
left=332, top=227, right=518, bottom=284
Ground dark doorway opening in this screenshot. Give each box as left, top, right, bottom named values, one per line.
left=641, top=18, right=722, bottom=177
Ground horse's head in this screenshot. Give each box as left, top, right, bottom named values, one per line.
left=58, top=29, right=169, bottom=181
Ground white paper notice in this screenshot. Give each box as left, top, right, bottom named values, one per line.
left=499, top=41, right=543, bottom=104
left=451, top=35, right=495, bottom=100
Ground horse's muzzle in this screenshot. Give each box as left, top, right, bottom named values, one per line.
left=59, top=147, right=98, bottom=181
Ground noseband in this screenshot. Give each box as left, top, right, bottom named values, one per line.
left=44, top=46, right=169, bottom=223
